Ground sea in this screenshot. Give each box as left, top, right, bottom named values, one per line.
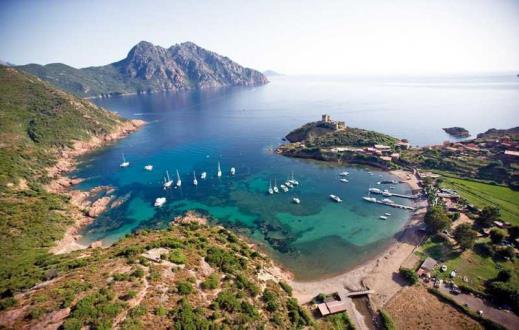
left=74, top=73, right=519, bottom=280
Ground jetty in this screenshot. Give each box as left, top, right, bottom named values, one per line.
left=363, top=197, right=415, bottom=210
left=368, top=188, right=419, bottom=200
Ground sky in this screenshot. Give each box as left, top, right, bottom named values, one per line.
left=1, top=0, right=518, bottom=75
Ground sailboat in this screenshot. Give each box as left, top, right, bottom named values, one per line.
left=230, top=167, right=236, bottom=176
left=268, top=180, right=274, bottom=195
left=120, top=153, right=130, bottom=167
left=163, top=170, right=173, bottom=189
left=330, top=194, right=342, bottom=203
left=176, top=170, right=182, bottom=187
left=273, top=178, right=279, bottom=193
left=289, top=172, right=299, bottom=185
left=363, top=185, right=377, bottom=202
left=217, top=162, right=222, bottom=177
left=193, top=171, right=198, bottom=186
left=280, top=184, right=289, bottom=192
left=201, top=172, right=207, bottom=180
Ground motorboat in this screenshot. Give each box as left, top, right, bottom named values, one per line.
left=144, top=164, right=153, bottom=171
left=379, top=215, right=388, bottom=220
left=339, top=171, right=349, bottom=176
left=280, top=184, right=289, bottom=192
left=154, top=197, right=166, bottom=207
left=120, top=153, right=130, bottom=168
left=193, top=171, right=198, bottom=186
left=201, top=172, right=207, bottom=180
left=363, top=196, right=377, bottom=203
left=163, top=171, right=173, bottom=189
left=176, top=170, right=182, bottom=187
left=292, top=197, right=301, bottom=204
left=230, top=167, right=236, bottom=176
left=382, top=190, right=392, bottom=197
left=330, top=194, right=342, bottom=203
left=340, top=178, right=349, bottom=183
left=385, top=213, right=391, bottom=216
left=369, top=188, right=382, bottom=194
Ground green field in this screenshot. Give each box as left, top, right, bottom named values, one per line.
left=441, top=176, right=519, bottom=226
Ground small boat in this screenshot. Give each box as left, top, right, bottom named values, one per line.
left=154, top=197, right=166, bottom=207
left=280, top=184, right=289, bottom=192
left=273, top=178, right=279, bottom=193
left=144, top=164, right=153, bottom=171
left=363, top=196, right=377, bottom=203
left=369, top=188, right=382, bottom=194
left=292, top=197, right=301, bottom=204
left=379, top=215, right=388, bottom=220
left=201, top=172, right=207, bottom=180
left=176, top=170, right=182, bottom=187
left=286, top=181, right=294, bottom=189
left=339, top=171, right=349, bottom=176
left=120, top=153, right=130, bottom=168
left=382, top=190, right=392, bottom=197
left=268, top=180, right=274, bottom=195
left=381, top=198, right=394, bottom=204
left=330, top=194, right=342, bottom=203
left=368, top=171, right=373, bottom=176
left=385, top=213, right=391, bottom=216
left=163, top=171, right=173, bottom=189
left=340, top=178, right=349, bottom=183
left=193, top=171, right=198, bottom=186
left=289, top=172, right=299, bottom=185
left=217, top=162, right=222, bottom=177
left=230, top=167, right=236, bottom=176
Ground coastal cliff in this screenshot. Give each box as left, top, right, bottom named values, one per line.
left=17, top=41, right=269, bottom=98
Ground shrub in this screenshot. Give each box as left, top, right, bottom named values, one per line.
left=287, top=298, right=313, bottom=327
left=279, top=281, right=293, bottom=296
left=215, top=290, right=240, bottom=312
left=176, top=281, right=193, bottom=295
left=201, top=273, right=219, bottom=290
left=235, top=273, right=259, bottom=297
left=490, top=229, right=506, bottom=244
left=380, top=310, right=396, bottom=330
left=399, top=267, right=418, bottom=285
left=262, top=289, right=279, bottom=312
left=155, top=305, right=167, bottom=317
left=168, top=249, right=186, bottom=264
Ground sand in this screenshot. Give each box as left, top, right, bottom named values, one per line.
left=289, top=169, right=428, bottom=308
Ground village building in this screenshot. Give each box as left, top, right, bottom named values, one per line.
left=417, top=256, right=438, bottom=276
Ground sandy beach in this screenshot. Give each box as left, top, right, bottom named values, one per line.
left=289, top=169, right=428, bottom=307
left=46, top=119, right=145, bottom=254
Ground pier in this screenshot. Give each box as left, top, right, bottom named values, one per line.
left=363, top=197, right=415, bottom=210
left=368, top=189, right=419, bottom=200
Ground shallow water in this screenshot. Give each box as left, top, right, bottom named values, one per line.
left=74, top=74, right=518, bottom=280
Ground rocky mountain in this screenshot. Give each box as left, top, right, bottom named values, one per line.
left=17, top=41, right=268, bottom=97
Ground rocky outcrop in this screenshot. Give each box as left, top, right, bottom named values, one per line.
left=443, top=127, right=470, bottom=138
left=18, top=42, right=268, bottom=97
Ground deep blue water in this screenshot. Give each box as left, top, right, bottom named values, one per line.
left=74, top=74, right=519, bottom=280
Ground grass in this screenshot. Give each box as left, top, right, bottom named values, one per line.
left=441, top=176, right=519, bottom=225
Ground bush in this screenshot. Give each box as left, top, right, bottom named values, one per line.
left=131, top=267, right=144, bottom=278
left=215, top=290, right=240, bottom=312
left=286, top=298, right=313, bottom=327
left=486, top=281, right=519, bottom=313
left=325, top=312, right=354, bottom=329
left=279, top=281, right=293, bottom=296
left=399, top=267, right=418, bottom=285
left=495, top=269, right=512, bottom=282
left=453, top=224, right=477, bottom=250
left=475, top=206, right=500, bottom=228
left=380, top=310, right=396, bottom=330
left=155, top=305, right=167, bottom=316
left=262, top=289, right=279, bottom=312
left=201, top=273, right=219, bottom=290
left=176, top=281, right=193, bottom=295
left=235, top=273, right=259, bottom=297
left=168, top=249, right=186, bottom=264
left=490, top=229, right=506, bottom=244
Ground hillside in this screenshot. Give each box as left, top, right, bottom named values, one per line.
left=0, top=66, right=141, bottom=300
left=0, top=216, right=317, bottom=329
left=17, top=41, right=269, bottom=97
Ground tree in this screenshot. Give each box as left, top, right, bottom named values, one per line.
left=490, top=228, right=506, bottom=244
left=424, top=206, right=451, bottom=234
left=453, top=224, right=477, bottom=250
left=495, top=269, right=512, bottom=282
left=508, top=226, right=519, bottom=241
left=399, top=268, right=418, bottom=285
left=475, top=206, right=500, bottom=227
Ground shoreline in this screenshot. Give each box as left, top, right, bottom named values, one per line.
left=288, top=169, right=428, bottom=307
left=46, top=119, right=146, bottom=254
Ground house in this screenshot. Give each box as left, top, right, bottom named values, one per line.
left=390, top=153, right=400, bottom=160
left=417, top=257, right=437, bottom=276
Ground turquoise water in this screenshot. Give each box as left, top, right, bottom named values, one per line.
left=74, top=74, right=519, bottom=280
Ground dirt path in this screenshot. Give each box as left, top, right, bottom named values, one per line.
left=113, top=269, right=150, bottom=328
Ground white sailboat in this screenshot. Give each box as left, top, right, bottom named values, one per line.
left=201, top=172, right=207, bottom=180
left=268, top=180, right=274, bottom=195
left=217, top=162, right=222, bottom=177
left=144, top=164, right=153, bottom=171
left=154, top=197, right=166, bottom=207
left=330, top=194, right=342, bottom=203
left=290, top=172, right=299, bottom=185
left=230, top=167, right=236, bottom=176
left=163, top=170, right=173, bottom=189
left=379, top=215, right=388, bottom=220
left=280, top=184, right=289, bottom=192
left=273, top=178, right=279, bottom=193
left=339, top=171, right=349, bottom=176
left=292, top=197, right=301, bottom=204
left=193, top=171, right=198, bottom=186
left=340, top=178, right=349, bottom=183
left=120, top=153, right=130, bottom=167
left=176, top=170, right=182, bottom=187
left=363, top=186, right=377, bottom=202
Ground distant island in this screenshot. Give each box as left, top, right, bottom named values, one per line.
left=443, top=127, right=470, bottom=138
left=17, top=41, right=268, bottom=98
left=263, top=70, right=284, bottom=76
